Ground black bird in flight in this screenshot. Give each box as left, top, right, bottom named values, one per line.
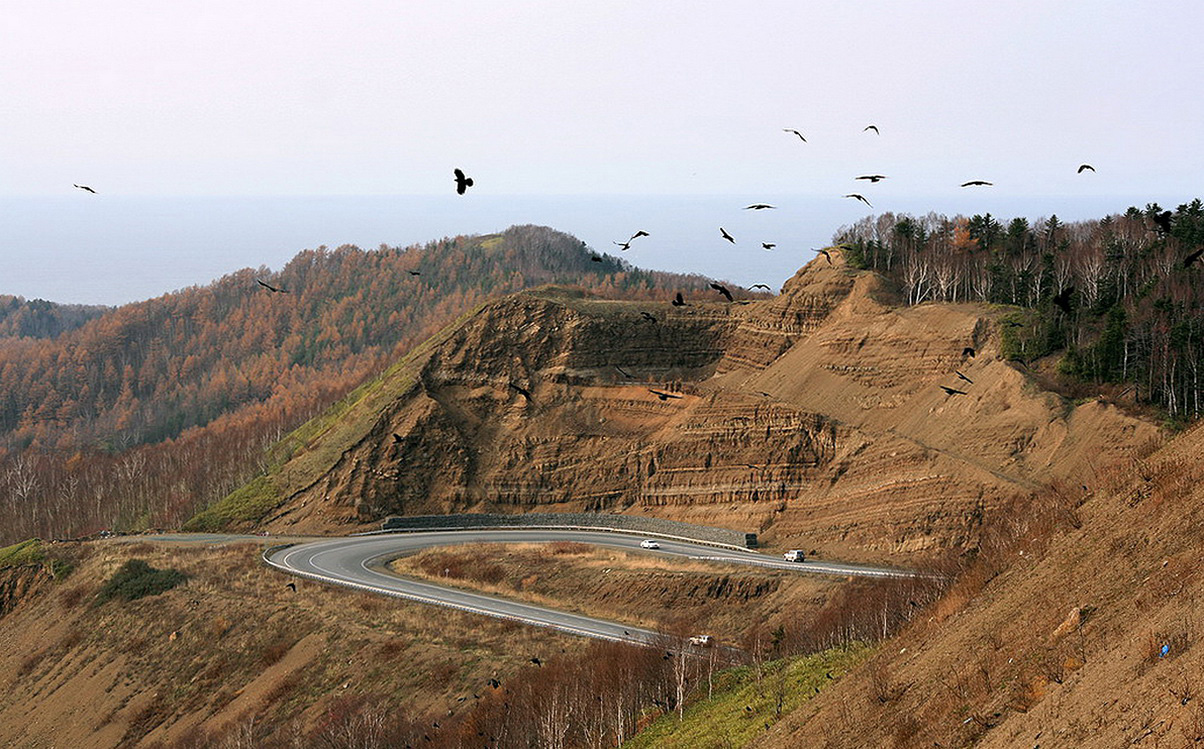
left=256, top=279, right=288, bottom=293
left=73, top=183, right=97, bottom=194
left=940, top=385, right=968, bottom=396
left=783, top=128, right=806, bottom=142
left=855, top=175, right=887, bottom=183
left=955, top=370, right=974, bottom=384
left=649, top=389, right=683, bottom=401
left=1077, top=164, right=1095, bottom=173
left=671, top=292, right=687, bottom=307
left=508, top=382, right=533, bottom=401
left=630, top=230, right=650, bottom=239
left=710, top=282, right=734, bottom=302
left=815, top=248, right=832, bottom=264
left=751, top=283, right=772, bottom=291
left=640, top=311, right=658, bottom=323
left=530, top=657, right=542, bottom=666
left=286, top=582, right=296, bottom=592
left=453, top=168, right=474, bottom=195
left=864, top=125, right=879, bottom=134
left=1053, top=286, right=1074, bottom=315
left=487, top=678, right=501, bottom=689
left=614, top=240, right=632, bottom=251
left=590, top=253, right=604, bottom=262
left=962, top=346, right=976, bottom=358
left=614, top=365, right=636, bottom=379
left=1184, top=246, right=1204, bottom=268
left=720, top=227, right=736, bottom=243
left=1150, top=210, right=1173, bottom=235
left=1001, top=319, right=1023, bottom=328
left=392, top=433, right=403, bottom=444
left=844, top=194, right=873, bottom=208
left=761, top=242, right=776, bottom=251
left=408, top=270, right=421, bottom=276
left=961, top=180, right=993, bottom=187
left=745, top=203, right=776, bottom=210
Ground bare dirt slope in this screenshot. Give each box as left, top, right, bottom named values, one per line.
left=755, top=419, right=1204, bottom=749
left=0, top=539, right=581, bottom=747
left=262, top=256, right=1157, bottom=563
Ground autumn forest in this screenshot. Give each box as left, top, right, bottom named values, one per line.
left=0, top=225, right=711, bottom=545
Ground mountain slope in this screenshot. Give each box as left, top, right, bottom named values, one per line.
left=757, top=418, right=1204, bottom=748
left=240, top=254, right=1158, bottom=562
left=0, top=225, right=717, bottom=545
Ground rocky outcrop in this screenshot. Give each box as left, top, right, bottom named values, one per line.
left=265, top=259, right=1160, bottom=563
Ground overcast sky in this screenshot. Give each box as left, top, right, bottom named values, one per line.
left=4, top=0, right=1201, bottom=198
left=2, top=1, right=1202, bottom=305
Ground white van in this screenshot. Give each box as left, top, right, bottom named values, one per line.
left=783, top=550, right=806, bottom=562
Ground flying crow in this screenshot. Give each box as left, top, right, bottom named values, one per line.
left=1185, top=246, right=1204, bottom=268
left=751, top=283, right=771, bottom=290
left=815, top=248, right=832, bottom=264
left=960, top=180, right=993, bottom=187
left=855, top=175, right=887, bottom=183
left=783, top=128, right=806, bottom=142
left=720, top=227, right=736, bottom=244
left=844, top=194, right=873, bottom=208
left=761, top=242, right=776, bottom=251
left=955, top=370, right=974, bottom=384
left=671, top=292, right=687, bottom=307
left=508, top=383, right=533, bottom=401
left=640, top=311, right=658, bottom=323
left=73, top=183, right=97, bottom=194
left=257, top=279, right=288, bottom=293
left=453, top=168, right=474, bottom=194
left=864, top=125, right=879, bottom=134
left=745, top=204, right=776, bottom=210
left=1077, top=164, right=1095, bottom=173
left=940, top=385, right=968, bottom=396
left=710, top=282, right=734, bottom=302
left=962, top=346, right=976, bottom=357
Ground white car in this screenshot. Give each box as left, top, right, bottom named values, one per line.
left=639, top=539, right=661, bottom=549
left=689, top=634, right=714, bottom=647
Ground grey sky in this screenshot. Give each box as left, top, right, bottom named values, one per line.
left=4, top=0, right=1201, bottom=198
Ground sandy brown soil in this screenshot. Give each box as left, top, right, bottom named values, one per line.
left=263, top=257, right=1159, bottom=568
left=754, top=419, right=1204, bottom=748
left=0, top=538, right=584, bottom=747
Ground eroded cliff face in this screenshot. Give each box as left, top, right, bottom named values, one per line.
left=265, top=261, right=1159, bottom=562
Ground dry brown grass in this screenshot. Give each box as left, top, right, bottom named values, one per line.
left=0, top=537, right=593, bottom=748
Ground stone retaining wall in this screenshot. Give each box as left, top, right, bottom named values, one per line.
left=379, top=513, right=758, bottom=549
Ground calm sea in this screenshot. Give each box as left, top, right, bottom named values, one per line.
left=0, top=193, right=1165, bottom=306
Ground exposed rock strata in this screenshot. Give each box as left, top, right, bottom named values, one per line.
left=266, top=262, right=1159, bottom=562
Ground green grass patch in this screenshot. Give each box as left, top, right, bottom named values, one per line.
left=624, top=643, right=872, bottom=749
left=182, top=475, right=279, bottom=532
left=0, top=538, right=45, bottom=569
left=96, top=559, right=187, bottom=604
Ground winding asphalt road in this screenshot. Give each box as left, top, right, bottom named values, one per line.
left=262, top=529, right=920, bottom=647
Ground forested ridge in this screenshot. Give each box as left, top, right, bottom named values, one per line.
left=0, top=225, right=713, bottom=544
left=836, top=199, right=1204, bottom=418
left=0, top=295, right=110, bottom=339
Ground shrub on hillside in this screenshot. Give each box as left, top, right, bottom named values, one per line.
left=96, top=559, right=187, bottom=603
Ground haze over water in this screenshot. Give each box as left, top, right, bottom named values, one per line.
left=1, top=192, right=1178, bottom=307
